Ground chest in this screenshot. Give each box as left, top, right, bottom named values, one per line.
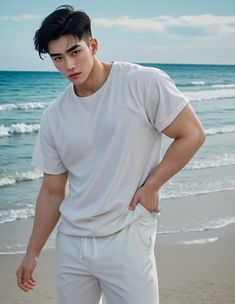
left=52, top=95, right=147, bottom=168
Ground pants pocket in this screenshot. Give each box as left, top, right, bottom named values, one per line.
left=136, top=203, right=154, bottom=217
left=135, top=204, right=157, bottom=249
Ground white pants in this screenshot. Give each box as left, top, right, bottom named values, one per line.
left=55, top=204, right=159, bottom=304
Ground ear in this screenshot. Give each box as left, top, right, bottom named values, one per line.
left=90, top=38, right=98, bottom=55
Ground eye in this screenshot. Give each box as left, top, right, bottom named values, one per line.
left=53, top=56, right=62, bottom=62
left=71, top=49, right=81, bottom=56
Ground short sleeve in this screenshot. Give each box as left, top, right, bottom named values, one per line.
left=32, top=114, right=67, bottom=174
left=144, top=69, right=189, bottom=132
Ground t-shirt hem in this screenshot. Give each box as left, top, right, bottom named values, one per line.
left=157, top=98, right=189, bottom=132
left=31, top=161, right=67, bottom=175
left=57, top=212, right=141, bottom=237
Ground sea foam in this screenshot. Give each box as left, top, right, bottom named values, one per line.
left=180, top=237, right=218, bottom=245
left=161, top=177, right=235, bottom=200
left=158, top=217, right=235, bottom=236
left=192, top=81, right=205, bottom=86
left=212, top=84, right=235, bottom=89
left=184, top=88, right=235, bottom=101
left=0, top=101, right=48, bottom=111
left=0, top=169, right=43, bottom=187
left=187, top=153, right=235, bottom=170
left=0, top=123, right=40, bottom=137
left=182, top=217, right=235, bottom=233
left=0, top=207, right=35, bottom=224
left=205, top=125, right=235, bottom=136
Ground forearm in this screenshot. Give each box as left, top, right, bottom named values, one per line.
left=145, top=131, right=205, bottom=190
left=26, top=188, right=64, bottom=257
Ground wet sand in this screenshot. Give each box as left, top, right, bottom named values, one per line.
left=0, top=190, right=235, bottom=303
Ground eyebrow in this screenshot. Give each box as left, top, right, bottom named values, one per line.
left=50, top=44, right=81, bottom=57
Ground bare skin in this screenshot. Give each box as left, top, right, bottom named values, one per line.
left=16, top=36, right=114, bottom=292
left=48, top=35, right=112, bottom=97
left=16, top=34, right=205, bottom=292
left=129, top=104, right=205, bottom=213
left=16, top=172, right=67, bottom=291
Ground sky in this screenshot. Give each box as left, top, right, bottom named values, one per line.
left=1, top=0, right=235, bottom=71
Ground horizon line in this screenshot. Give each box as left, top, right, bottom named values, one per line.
left=1, top=62, right=235, bottom=73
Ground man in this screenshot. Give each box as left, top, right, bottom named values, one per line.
left=16, top=5, right=205, bottom=304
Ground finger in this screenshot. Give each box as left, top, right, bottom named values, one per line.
left=23, top=281, right=35, bottom=290
left=23, top=272, right=32, bottom=286
left=156, top=205, right=161, bottom=212
left=30, top=276, right=36, bottom=283
left=16, top=268, right=26, bottom=291
left=154, top=196, right=161, bottom=213
left=17, top=277, right=31, bottom=292
left=26, top=279, right=36, bottom=287
left=129, top=197, right=139, bottom=210
left=29, top=277, right=36, bottom=285
left=21, top=278, right=35, bottom=292
left=17, top=267, right=35, bottom=292
left=153, top=206, right=161, bottom=214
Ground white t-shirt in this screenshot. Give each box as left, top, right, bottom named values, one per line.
left=32, top=62, right=189, bottom=237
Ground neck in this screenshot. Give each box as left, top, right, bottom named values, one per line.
left=74, top=59, right=112, bottom=97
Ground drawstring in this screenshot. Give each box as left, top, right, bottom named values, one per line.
left=80, top=236, right=97, bottom=259
left=80, top=237, right=84, bottom=259
left=92, top=236, right=97, bottom=257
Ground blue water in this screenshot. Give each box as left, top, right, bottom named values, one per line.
left=0, top=64, right=235, bottom=249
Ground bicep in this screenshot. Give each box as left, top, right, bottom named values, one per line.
left=162, top=104, right=204, bottom=139
left=41, top=171, right=68, bottom=196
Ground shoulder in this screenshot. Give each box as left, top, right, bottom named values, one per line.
left=113, top=62, right=173, bottom=97
left=41, top=84, right=73, bottom=122
left=114, top=62, right=171, bottom=84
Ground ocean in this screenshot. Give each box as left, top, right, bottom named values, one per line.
left=0, top=63, right=235, bottom=254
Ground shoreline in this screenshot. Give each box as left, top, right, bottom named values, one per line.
left=157, top=223, right=235, bottom=303
left=0, top=190, right=235, bottom=303
left=0, top=189, right=235, bottom=254
left=1, top=223, right=234, bottom=303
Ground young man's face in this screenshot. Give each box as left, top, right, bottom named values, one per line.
left=48, top=35, right=97, bottom=87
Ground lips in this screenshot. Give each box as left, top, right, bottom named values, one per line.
left=69, top=72, right=81, bottom=78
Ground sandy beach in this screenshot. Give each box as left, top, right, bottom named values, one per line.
left=0, top=190, right=235, bottom=304
left=1, top=62, right=235, bottom=304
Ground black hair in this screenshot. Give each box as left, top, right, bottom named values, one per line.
left=34, top=5, right=92, bottom=59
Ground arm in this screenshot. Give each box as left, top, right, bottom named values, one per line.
left=129, top=105, right=205, bottom=212
left=16, top=171, right=68, bottom=292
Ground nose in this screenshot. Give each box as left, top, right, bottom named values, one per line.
left=65, top=57, right=75, bottom=71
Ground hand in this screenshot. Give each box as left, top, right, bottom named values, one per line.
left=16, top=255, right=38, bottom=292
left=129, top=183, right=161, bottom=213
